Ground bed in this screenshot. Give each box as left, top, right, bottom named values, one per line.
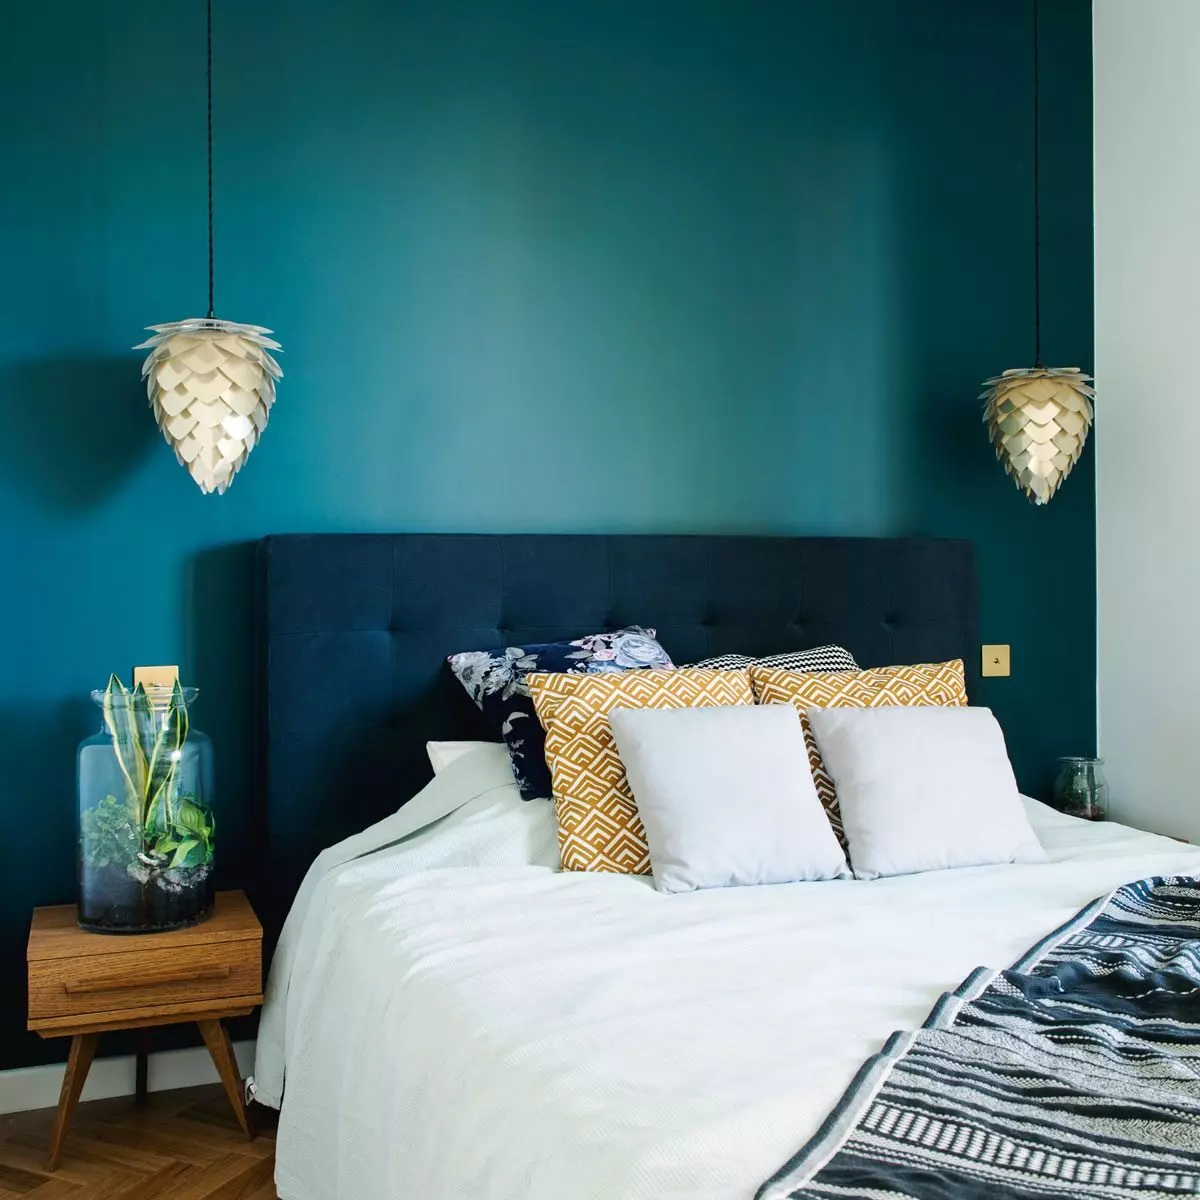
left=250, top=533, right=1200, bottom=1200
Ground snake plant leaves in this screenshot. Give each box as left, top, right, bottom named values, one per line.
left=145, top=678, right=190, bottom=834
left=131, top=682, right=156, bottom=765
left=98, top=674, right=212, bottom=872
left=101, top=674, right=148, bottom=816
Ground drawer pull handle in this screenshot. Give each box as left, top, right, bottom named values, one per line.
left=64, top=964, right=231, bottom=995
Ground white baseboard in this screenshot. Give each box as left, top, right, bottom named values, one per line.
left=0, top=1039, right=255, bottom=1115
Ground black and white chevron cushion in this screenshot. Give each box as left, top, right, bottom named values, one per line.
left=691, top=645, right=859, bottom=673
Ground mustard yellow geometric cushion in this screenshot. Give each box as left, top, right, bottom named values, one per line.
left=528, top=668, right=754, bottom=873
left=750, top=660, right=968, bottom=847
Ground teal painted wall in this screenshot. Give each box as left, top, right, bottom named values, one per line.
left=1, top=0, right=1093, bottom=1070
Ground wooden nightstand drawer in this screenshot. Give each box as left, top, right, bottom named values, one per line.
left=29, top=937, right=260, bottom=1024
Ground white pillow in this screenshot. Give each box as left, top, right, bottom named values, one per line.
left=804, top=705, right=1046, bottom=880
left=426, top=740, right=503, bottom=775
left=609, top=703, right=850, bottom=893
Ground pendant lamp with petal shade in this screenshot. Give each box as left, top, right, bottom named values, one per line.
left=981, top=0, right=1093, bottom=506
left=135, top=0, right=282, bottom=496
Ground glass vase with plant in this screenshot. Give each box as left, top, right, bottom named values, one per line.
left=77, top=675, right=214, bottom=932
left=1052, top=756, right=1109, bottom=822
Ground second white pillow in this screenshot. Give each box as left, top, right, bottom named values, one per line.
left=610, top=703, right=850, bottom=893
left=804, top=705, right=1046, bottom=880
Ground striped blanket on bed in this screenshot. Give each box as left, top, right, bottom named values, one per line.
left=759, top=876, right=1200, bottom=1200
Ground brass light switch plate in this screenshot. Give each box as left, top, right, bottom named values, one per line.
left=132, top=665, right=180, bottom=690
left=981, top=645, right=1010, bottom=677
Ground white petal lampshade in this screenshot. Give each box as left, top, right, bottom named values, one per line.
left=980, top=366, right=1094, bottom=505
left=134, top=317, right=283, bottom=495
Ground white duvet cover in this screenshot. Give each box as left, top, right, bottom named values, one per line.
left=253, top=751, right=1200, bottom=1200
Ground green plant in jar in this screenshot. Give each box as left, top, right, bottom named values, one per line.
left=78, top=675, right=215, bottom=931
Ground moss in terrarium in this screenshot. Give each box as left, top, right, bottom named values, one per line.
left=80, top=794, right=140, bottom=870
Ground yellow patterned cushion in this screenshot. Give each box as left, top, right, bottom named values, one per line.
left=528, top=668, right=754, bottom=873
left=751, top=660, right=968, bottom=846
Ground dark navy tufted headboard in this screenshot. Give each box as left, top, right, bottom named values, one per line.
left=255, top=534, right=977, bottom=927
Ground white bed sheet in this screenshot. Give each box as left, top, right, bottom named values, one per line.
left=254, top=762, right=1200, bottom=1200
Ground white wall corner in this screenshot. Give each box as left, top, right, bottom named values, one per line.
left=1094, top=0, right=1200, bottom=840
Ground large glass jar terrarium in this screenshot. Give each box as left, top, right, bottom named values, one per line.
left=77, top=676, right=215, bottom=932
left=1052, top=756, right=1109, bottom=822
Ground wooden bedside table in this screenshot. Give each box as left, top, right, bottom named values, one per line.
left=27, top=889, right=262, bottom=1170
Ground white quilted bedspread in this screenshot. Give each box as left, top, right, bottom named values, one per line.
left=253, top=751, right=1200, bottom=1200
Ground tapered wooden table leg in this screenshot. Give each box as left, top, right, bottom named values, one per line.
left=198, top=1018, right=253, bottom=1140
left=135, top=1030, right=149, bottom=1107
left=48, top=1033, right=99, bottom=1171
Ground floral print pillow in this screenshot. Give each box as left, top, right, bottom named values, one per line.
left=448, top=627, right=674, bottom=799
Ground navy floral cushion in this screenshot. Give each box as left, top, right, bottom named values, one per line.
left=448, top=627, right=674, bottom=799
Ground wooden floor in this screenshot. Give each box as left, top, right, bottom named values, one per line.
left=0, top=1085, right=277, bottom=1199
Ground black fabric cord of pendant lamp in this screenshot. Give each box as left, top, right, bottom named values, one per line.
left=207, top=0, right=215, bottom=321
left=1031, top=0, right=1042, bottom=368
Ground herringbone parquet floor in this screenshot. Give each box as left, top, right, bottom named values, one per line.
left=0, top=1085, right=278, bottom=1199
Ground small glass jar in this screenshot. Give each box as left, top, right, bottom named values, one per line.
left=77, top=683, right=214, bottom=932
left=1053, top=756, right=1108, bottom=821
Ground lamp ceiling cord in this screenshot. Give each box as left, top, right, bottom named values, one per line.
left=1032, top=0, right=1041, bottom=369
left=206, top=0, right=215, bottom=320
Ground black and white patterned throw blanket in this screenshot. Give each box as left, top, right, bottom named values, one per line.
left=759, top=877, right=1200, bottom=1199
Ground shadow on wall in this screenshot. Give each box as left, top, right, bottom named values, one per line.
left=0, top=357, right=157, bottom=511
left=185, top=543, right=272, bottom=1046
left=185, top=543, right=259, bottom=894
left=0, top=696, right=87, bottom=1069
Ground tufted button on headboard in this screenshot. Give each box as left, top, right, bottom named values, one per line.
left=255, top=533, right=977, bottom=931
